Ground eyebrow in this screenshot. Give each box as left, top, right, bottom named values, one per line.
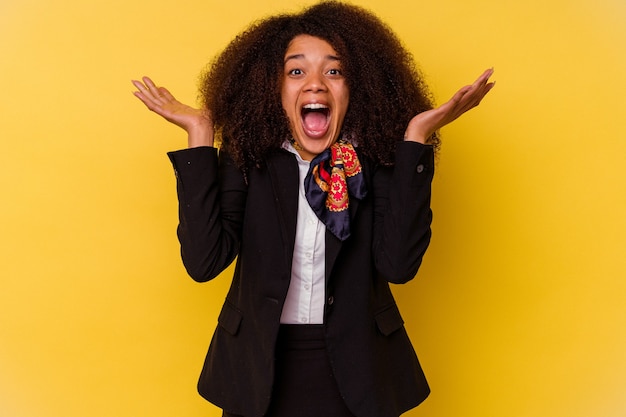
left=284, top=53, right=341, bottom=63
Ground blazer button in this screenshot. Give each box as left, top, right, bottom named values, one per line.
left=327, top=296, right=334, bottom=305
left=416, top=164, right=424, bottom=173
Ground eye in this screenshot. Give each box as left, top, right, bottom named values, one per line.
left=327, top=68, right=343, bottom=77
left=288, top=68, right=303, bottom=76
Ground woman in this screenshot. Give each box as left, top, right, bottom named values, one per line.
left=132, top=2, right=494, bottom=416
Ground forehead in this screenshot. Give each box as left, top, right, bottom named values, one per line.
left=284, top=34, right=340, bottom=59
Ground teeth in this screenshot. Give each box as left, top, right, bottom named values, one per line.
left=303, top=103, right=328, bottom=110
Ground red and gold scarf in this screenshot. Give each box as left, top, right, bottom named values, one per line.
left=304, top=140, right=367, bottom=241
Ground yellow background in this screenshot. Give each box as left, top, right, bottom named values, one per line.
left=1, top=0, right=625, bottom=416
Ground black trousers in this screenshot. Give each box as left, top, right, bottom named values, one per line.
left=223, top=324, right=355, bottom=417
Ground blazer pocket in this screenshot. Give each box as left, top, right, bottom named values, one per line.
left=375, top=304, right=405, bottom=336
left=217, top=301, right=243, bottom=336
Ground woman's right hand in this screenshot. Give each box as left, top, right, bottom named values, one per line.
left=132, top=76, right=214, bottom=148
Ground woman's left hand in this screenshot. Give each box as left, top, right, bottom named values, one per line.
left=404, top=68, right=495, bottom=144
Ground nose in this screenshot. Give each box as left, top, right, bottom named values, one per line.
left=304, top=72, right=327, bottom=92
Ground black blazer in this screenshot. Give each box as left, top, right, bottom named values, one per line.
left=168, top=141, right=434, bottom=417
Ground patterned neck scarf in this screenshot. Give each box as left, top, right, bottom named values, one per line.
left=304, top=140, right=367, bottom=241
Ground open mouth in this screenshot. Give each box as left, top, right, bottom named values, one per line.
left=301, top=103, right=330, bottom=138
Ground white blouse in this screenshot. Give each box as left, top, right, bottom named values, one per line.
left=279, top=142, right=326, bottom=324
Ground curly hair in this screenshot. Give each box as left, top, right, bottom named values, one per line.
left=200, top=1, right=438, bottom=170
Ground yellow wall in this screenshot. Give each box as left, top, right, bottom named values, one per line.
left=1, top=0, right=624, bottom=416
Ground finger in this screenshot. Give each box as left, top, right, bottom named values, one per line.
left=439, top=86, right=486, bottom=123
left=132, top=90, right=163, bottom=113
left=131, top=81, right=155, bottom=106
left=132, top=79, right=157, bottom=101
left=472, top=68, right=494, bottom=88
left=158, top=86, right=177, bottom=102
left=140, top=76, right=168, bottom=103
left=458, top=69, right=493, bottom=107
left=439, top=86, right=473, bottom=122
left=131, top=80, right=167, bottom=113
left=142, top=76, right=158, bottom=93
left=131, top=79, right=149, bottom=95
left=449, top=85, right=472, bottom=105
left=132, top=78, right=167, bottom=107
left=454, top=70, right=495, bottom=111
left=463, top=71, right=493, bottom=104
left=467, top=74, right=495, bottom=107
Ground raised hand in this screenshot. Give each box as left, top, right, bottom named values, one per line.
left=404, top=68, right=495, bottom=144
left=132, top=76, right=214, bottom=148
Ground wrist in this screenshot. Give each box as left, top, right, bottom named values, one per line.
left=186, top=123, right=214, bottom=148
left=403, top=135, right=427, bottom=144
left=403, top=124, right=430, bottom=144
left=404, top=128, right=437, bottom=145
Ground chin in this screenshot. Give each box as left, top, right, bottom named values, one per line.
left=294, top=133, right=338, bottom=159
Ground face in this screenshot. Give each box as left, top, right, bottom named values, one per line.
left=281, top=35, right=350, bottom=161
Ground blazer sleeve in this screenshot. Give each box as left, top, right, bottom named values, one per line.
left=372, top=141, right=435, bottom=284
left=167, top=146, right=247, bottom=282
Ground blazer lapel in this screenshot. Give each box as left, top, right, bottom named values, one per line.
left=266, top=150, right=299, bottom=265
